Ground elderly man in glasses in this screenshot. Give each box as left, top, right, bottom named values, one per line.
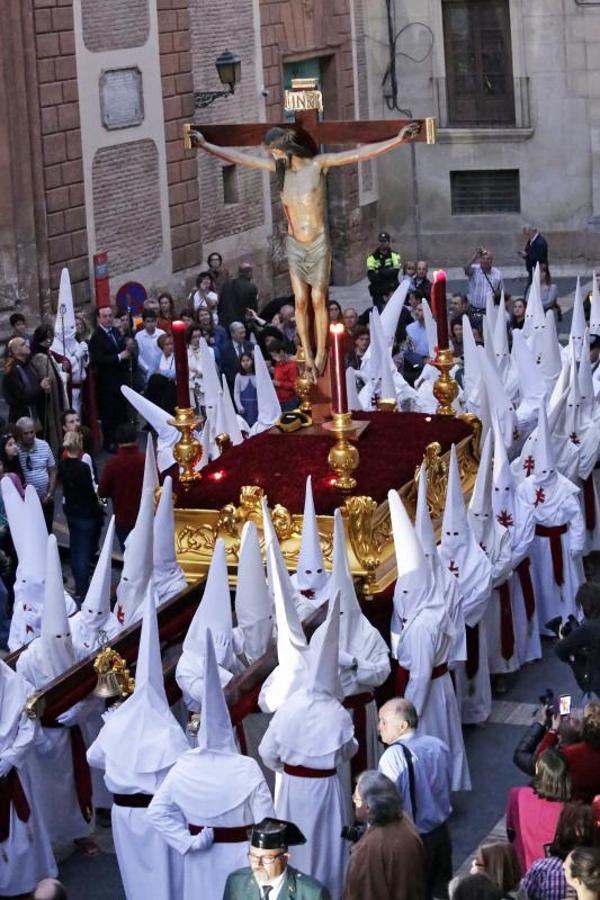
left=223, top=818, right=331, bottom=900
left=16, top=416, right=56, bottom=533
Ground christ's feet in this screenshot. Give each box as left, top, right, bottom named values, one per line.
left=314, top=348, right=328, bottom=377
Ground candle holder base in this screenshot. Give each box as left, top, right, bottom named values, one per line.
left=376, top=397, right=398, bottom=412
left=432, top=348, right=459, bottom=417
left=168, top=406, right=203, bottom=486
left=322, top=411, right=360, bottom=491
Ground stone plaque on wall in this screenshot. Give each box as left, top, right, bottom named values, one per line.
left=100, top=68, right=144, bottom=130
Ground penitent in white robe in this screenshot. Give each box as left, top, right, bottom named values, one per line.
left=259, top=688, right=357, bottom=900
left=0, top=682, right=57, bottom=895
left=517, top=475, right=586, bottom=633
left=86, top=741, right=183, bottom=900
left=339, top=629, right=390, bottom=773
left=16, top=649, right=95, bottom=844
left=147, top=748, right=275, bottom=900
left=394, top=610, right=471, bottom=792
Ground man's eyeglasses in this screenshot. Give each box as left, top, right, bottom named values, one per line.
left=247, top=851, right=286, bottom=867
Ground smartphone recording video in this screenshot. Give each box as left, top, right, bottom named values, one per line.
left=559, top=695, right=572, bottom=717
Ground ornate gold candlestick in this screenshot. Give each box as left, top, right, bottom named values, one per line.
left=169, top=406, right=203, bottom=486
left=322, top=411, right=360, bottom=491
left=432, top=348, right=459, bottom=417
left=294, top=347, right=313, bottom=417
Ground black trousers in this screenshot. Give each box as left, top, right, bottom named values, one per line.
left=421, top=821, right=452, bottom=900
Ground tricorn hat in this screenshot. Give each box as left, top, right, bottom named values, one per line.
left=249, top=817, right=306, bottom=849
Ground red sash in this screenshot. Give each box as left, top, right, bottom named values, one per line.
left=583, top=475, right=596, bottom=532
left=535, top=523, right=568, bottom=586
left=343, top=692, right=374, bottom=779
left=283, top=764, right=336, bottom=778
left=465, top=624, right=479, bottom=681
left=45, top=722, right=93, bottom=823
left=188, top=824, right=252, bottom=842
left=395, top=663, right=448, bottom=697
left=0, top=768, right=31, bottom=842
left=498, top=581, right=515, bottom=661
left=515, top=557, right=535, bottom=621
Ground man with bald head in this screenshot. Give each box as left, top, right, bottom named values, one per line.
left=378, top=698, right=453, bottom=899
left=414, top=261, right=431, bottom=300
left=33, top=879, right=67, bottom=900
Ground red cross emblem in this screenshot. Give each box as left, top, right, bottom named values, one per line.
left=523, top=456, right=535, bottom=476
left=480, top=543, right=488, bottom=554
left=570, top=431, right=580, bottom=446
left=497, top=510, right=514, bottom=528
left=448, top=560, right=459, bottom=577
left=300, top=588, right=315, bottom=599
left=116, top=604, right=125, bottom=625
left=534, top=487, right=546, bottom=507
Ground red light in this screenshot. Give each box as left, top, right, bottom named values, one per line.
left=433, top=269, right=447, bottom=283
left=328, top=476, right=337, bottom=486
left=329, top=322, right=345, bottom=335
left=210, top=470, right=226, bottom=481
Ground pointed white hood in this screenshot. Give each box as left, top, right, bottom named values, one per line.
left=153, top=475, right=187, bottom=601
left=570, top=277, right=586, bottom=361
left=50, top=267, right=77, bottom=355
left=197, top=628, right=237, bottom=753
left=0, top=659, right=32, bottom=748
left=261, top=497, right=302, bottom=611
left=492, top=300, right=510, bottom=370
left=476, top=346, right=517, bottom=450
left=492, top=413, right=517, bottom=529
left=143, top=434, right=159, bottom=495
left=512, top=330, right=547, bottom=401
left=220, top=375, right=245, bottom=444
left=307, top=591, right=342, bottom=698
left=523, top=263, right=544, bottom=339
left=380, top=279, right=411, bottom=348
left=467, top=430, right=497, bottom=551
left=421, top=299, right=438, bottom=356
left=121, top=386, right=180, bottom=473
left=78, top=516, right=117, bottom=635
left=578, top=332, right=596, bottom=423
left=200, top=336, right=222, bottom=417
left=331, top=509, right=361, bottom=648
left=462, top=314, right=481, bottom=409
left=539, top=309, right=563, bottom=382
left=250, top=344, right=281, bottom=435
left=182, top=538, right=232, bottom=658
left=258, top=537, right=309, bottom=712
left=533, top=403, right=557, bottom=486
left=2, top=480, right=46, bottom=588
left=440, top=444, right=478, bottom=570
left=590, top=272, right=600, bottom=337
left=294, top=477, right=328, bottom=595
left=388, top=488, right=436, bottom=627
left=41, top=536, right=76, bottom=679
left=234, top=522, right=274, bottom=664
left=115, top=488, right=155, bottom=627
left=346, top=366, right=362, bottom=412
left=97, top=583, right=189, bottom=773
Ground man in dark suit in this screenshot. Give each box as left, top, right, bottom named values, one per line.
left=220, top=321, right=254, bottom=392
left=219, top=263, right=259, bottom=329
left=520, top=225, right=549, bottom=286
left=89, top=306, right=134, bottom=451
left=223, top=818, right=330, bottom=900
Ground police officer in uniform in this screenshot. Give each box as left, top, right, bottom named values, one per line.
left=366, top=232, right=401, bottom=310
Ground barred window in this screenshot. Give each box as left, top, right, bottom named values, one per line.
left=443, top=0, right=515, bottom=127
left=451, top=169, right=520, bottom=215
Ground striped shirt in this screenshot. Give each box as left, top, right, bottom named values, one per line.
left=18, top=438, right=55, bottom=498
left=466, top=263, right=503, bottom=310
left=521, top=855, right=576, bottom=900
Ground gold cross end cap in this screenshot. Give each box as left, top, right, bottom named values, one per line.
left=183, top=122, right=193, bottom=150
left=425, top=117, right=437, bottom=145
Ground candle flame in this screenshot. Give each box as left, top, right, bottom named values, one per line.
left=210, top=470, right=226, bottom=481
left=172, top=319, right=186, bottom=331
left=329, top=322, right=345, bottom=335
left=433, top=270, right=447, bottom=283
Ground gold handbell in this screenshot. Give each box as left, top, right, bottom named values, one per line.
left=94, top=668, right=123, bottom=700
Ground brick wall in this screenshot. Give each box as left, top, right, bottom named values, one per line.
left=34, top=0, right=89, bottom=304
left=81, top=0, right=149, bottom=53
left=157, top=0, right=202, bottom=274
left=189, top=0, right=265, bottom=247
left=92, top=140, right=162, bottom=276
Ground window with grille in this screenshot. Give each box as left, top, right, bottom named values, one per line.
left=450, top=169, right=520, bottom=214
left=443, top=0, right=515, bottom=127
left=222, top=165, right=239, bottom=205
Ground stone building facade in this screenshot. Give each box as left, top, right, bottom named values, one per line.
left=0, top=0, right=378, bottom=331
left=366, top=0, right=600, bottom=267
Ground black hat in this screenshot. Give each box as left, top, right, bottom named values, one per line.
left=249, top=818, right=306, bottom=849
left=378, top=231, right=391, bottom=242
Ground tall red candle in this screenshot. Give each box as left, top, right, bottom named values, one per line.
left=171, top=320, right=190, bottom=409
left=329, top=322, right=348, bottom=415
left=431, top=270, right=449, bottom=352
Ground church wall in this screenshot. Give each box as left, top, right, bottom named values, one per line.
left=366, top=0, right=600, bottom=269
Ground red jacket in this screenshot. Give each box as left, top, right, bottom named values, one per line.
left=536, top=730, right=600, bottom=803
left=98, top=444, right=145, bottom=530
left=273, top=360, right=298, bottom=403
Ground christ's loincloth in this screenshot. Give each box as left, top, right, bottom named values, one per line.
left=286, top=231, right=331, bottom=290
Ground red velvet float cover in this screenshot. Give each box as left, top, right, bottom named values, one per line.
left=174, top=410, right=472, bottom=516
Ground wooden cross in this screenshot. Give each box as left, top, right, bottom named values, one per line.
left=184, top=78, right=436, bottom=152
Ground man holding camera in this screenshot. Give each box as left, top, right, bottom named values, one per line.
left=554, top=583, right=600, bottom=700
left=534, top=700, right=600, bottom=803
left=463, top=247, right=504, bottom=313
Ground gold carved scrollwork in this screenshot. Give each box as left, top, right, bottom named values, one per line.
left=406, top=441, right=449, bottom=521
left=344, top=496, right=380, bottom=587
left=459, top=413, right=482, bottom=460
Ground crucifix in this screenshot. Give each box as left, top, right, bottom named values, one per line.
left=183, top=78, right=436, bottom=379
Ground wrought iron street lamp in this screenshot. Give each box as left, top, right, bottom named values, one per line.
left=194, top=50, right=241, bottom=110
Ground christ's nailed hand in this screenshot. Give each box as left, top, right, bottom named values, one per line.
left=401, top=122, right=422, bottom=140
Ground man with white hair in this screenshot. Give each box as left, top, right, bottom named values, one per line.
left=16, top=416, right=56, bottom=531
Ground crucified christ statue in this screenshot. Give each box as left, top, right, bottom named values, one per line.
left=190, top=120, right=423, bottom=379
